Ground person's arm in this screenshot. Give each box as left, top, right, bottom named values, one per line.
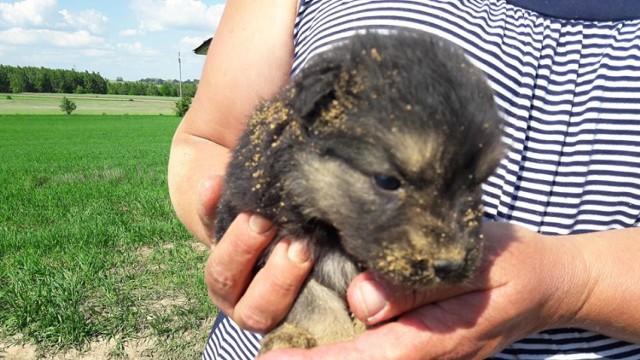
left=168, top=0, right=299, bottom=245
left=168, top=0, right=312, bottom=331
left=256, top=223, right=640, bottom=359
left=569, top=227, right=640, bottom=342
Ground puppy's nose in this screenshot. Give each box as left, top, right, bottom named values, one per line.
left=433, top=259, right=464, bottom=279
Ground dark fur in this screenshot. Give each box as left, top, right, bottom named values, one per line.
left=214, top=30, right=504, bottom=352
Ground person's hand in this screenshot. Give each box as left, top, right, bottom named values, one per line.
left=257, top=222, right=591, bottom=359
left=200, top=175, right=315, bottom=333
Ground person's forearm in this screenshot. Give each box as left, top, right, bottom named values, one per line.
left=168, top=120, right=231, bottom=246
left=563, top=227, right=640, bottom=343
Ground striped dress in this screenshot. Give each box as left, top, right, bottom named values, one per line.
left=204, top=1, right=640, bottom=358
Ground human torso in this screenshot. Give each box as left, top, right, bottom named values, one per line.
left=292, top=1, right=640, bottom=358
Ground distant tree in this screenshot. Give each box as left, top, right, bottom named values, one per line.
left=135, top=82, right=147, bottom=95
left=174, top=97, right=192, bottom=117
left=159, top=83, right=171, bottom=97
left=107, top=81, right=120, bottom=95
left=94, top=73, right=109, bottom=94
left=119, top=82, right=128, bottom=95
left=8, top=71, right=27, bottom=93
left=0, top=66, right=10, bottom=93
left=59, top=96, right=77, bottom=115
left=170, top=85, right=179, bottom=97
left=33, top=70, right=53, bottom=93
left=50, top=69, right=73, bottom=93
left=146, top=83, right=161, bottom=96
left=183, top=83, right=197, bottom=98
left=50, top=70, right=64, bottom=93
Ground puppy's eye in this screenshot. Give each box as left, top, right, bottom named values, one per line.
left=373, top=174, right=402, bottom=191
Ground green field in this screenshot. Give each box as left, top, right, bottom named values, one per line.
left=0, top=93, right=179, bottom=115
left=0, top=114, right=216, bottom=358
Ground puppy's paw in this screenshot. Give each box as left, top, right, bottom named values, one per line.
left=259, top=323, right=317, bottom=354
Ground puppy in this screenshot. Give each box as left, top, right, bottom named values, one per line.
left=214, top=29, right=504, bottom=353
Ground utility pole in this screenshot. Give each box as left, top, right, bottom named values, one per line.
left=178, top=51, right=183, bottom=99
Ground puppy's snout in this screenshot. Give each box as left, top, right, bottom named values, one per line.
left=409, top=259, right=429, bottom=277
left=432, top=259, right=464, bottom=280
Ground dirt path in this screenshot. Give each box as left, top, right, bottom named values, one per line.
left=1, top=338, right=154, bottom=360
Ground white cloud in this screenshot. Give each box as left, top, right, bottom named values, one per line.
left=116, top=41, right=158, bottom=56
left=0, top=43, right=9, bottom=55
left=58, top=9, right=108, bottom=34
left=0, top=0, right=57, bottom=27
left=81, top=48, right=114, bottom=58
left=119, top=28, right=143, bottom=37
left=131, top=0, right=224, bottom=32
left=179, top=35, right=206, bottom=50
left=0, top=27, right=103, bottom=48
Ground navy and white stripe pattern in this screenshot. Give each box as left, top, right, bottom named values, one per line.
left=203, top=314, right=262, bottom=359
left=204, top=1, right=640, bottom=358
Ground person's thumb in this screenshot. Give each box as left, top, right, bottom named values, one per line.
left=346, top=271, right=467, bottom=325
left=197, top=174, right=224, bottom=242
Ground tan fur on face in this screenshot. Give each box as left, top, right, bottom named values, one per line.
left=388, top=129, right=443, bottom=176
left=286, top=152, right=377, bottom=221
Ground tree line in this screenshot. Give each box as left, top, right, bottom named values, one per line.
left=108, top=78, right=197, bottom=98
left=0, top=65, right=197, bottom=97
left=0, top=65, right=108, bottom=94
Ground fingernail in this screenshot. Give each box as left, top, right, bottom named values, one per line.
left=356, top=280, right=388, bottom=322
left=287, top=240, right=310, bottom=264
left=249, top=214, right=273, bottom=234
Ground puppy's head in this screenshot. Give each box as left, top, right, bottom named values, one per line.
left=281, top=30, right=503, bottom=287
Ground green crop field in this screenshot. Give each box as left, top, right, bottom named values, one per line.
left=0, top=114, right=216, bottom=359
left=0, top=93, right=179, bottom=115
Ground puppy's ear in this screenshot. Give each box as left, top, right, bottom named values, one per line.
left=292, top=62, right=341, bottom=121
left=474, top=137, right=505, bottom=183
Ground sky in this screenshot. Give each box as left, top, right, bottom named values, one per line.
left=0, top=0, right=226, bottom=81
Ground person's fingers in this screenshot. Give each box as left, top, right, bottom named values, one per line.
left=197, top=175, right=224, bottom=243
left=205, top=213, right=276, bottom=316
left=346, top=271, right=475, bottom=325
left=206, top=212, right=314, bottom=333
left=234, top=238, right=314, bottom=332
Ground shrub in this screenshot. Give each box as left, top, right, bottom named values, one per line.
left=174, top=97, right=192, bottom=117
left=6, top=95, right=12, bottom=100
left=59, top=96, right=77, bottom=115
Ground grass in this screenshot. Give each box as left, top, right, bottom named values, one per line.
left=0, top=93, right=179, bottom=115
left=0, top=114, right=216, bottom=358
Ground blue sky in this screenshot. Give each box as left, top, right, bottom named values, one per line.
left=0, top=0, right=226, bottom=80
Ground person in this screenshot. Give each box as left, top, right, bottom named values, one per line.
left=167, top=0, right=640, bottom=359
